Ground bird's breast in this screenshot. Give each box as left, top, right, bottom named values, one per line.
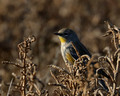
left=61, top=44, right=66, bottom=61
left=61, top=44, right=75, bottom=64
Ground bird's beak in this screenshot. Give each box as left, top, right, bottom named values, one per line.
left=54, top=32, right=66, bottom=43
left=54, top=32, right=63, bottom=36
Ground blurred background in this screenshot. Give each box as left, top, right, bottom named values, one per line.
left=0, top=0, right=120, bottom=94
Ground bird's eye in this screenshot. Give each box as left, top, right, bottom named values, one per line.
left=64, top=33, right=68, bottom=36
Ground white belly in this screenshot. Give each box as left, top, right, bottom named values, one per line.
left=61, top=44, right=67, bottom=63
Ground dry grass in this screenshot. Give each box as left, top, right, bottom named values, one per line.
left=0, top=0, right=120, bottom=96
left=1, top=22, right=120, bottom=96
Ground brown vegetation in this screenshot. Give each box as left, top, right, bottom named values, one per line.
left=0, top=0, right=120, bottom=96
left=1, top=22, right=120, bottom=96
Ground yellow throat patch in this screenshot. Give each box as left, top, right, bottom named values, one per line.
left=59, top=36, right=66, bottom=43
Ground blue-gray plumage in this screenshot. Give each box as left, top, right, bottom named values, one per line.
left=54, top=28, right=91, bottom=64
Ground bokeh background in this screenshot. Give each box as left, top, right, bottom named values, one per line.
left=0, top=0, right=120, bottom=94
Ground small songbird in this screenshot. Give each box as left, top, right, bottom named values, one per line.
left=54, top=28, right=91, bottom=65
left=54, top=28, right=109, bottom=91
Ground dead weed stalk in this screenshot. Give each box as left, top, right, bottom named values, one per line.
left=3, top=36, right=47, bottom=96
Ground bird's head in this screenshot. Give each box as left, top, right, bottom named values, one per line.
left=54, top=28, right=78, bottom=43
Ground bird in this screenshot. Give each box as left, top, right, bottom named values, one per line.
left=54, top=28, right=91, bottom=65
left=54, top=28, right=109, bottom=91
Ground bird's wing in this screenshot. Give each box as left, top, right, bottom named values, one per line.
left=66, top=44, right=78, bottom=60
left=74, top=41, right=91, bottom=57
left=65, top=41, right=91, bottom=63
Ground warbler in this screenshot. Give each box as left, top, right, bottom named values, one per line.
left=54, top=28, right=91, bottom=65
left=54, top=28, right=109, bottom=91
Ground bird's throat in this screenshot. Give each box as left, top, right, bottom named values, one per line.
left=59, top=36, right=66, bottom=43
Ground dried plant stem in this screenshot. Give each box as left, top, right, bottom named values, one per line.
left=22, top=52, right=26, bottom=96
left=104, top=22, right=120, bottom=96
left=3, top=36, right=48, bottom=95
left=7, top=78, right=14, bottom=96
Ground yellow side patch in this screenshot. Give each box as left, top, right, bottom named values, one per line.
left=59, top=36, right=66, bottom=43
left=66, top=53, right=75, bottom=64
